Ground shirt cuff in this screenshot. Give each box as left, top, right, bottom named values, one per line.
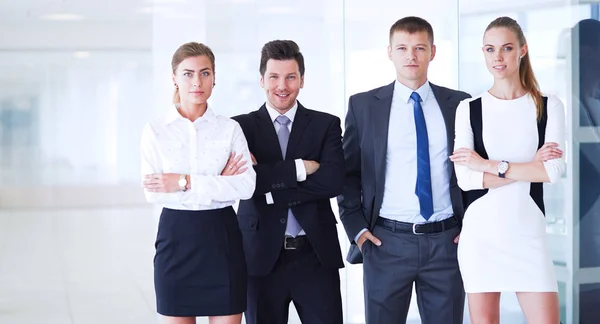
left=295, top=159, right=307, bottom=182
left=265, top=192, right=274, bottom=205
left=354, top=228, right=368, bottom=244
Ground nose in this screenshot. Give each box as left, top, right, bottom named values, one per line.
left=406, top=49, right=417, bottom=61
left=277, top=77, right=286, bottom=90
left=494, top=51, right=503, bottom=62
left=192, top=75, right=202, bottom=88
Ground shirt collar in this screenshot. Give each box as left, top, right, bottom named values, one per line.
left=394, top=79, right=431, bottom=104
left=265, top=101, right=298, bottom=124
left=164, top=105, right=215, bottom=125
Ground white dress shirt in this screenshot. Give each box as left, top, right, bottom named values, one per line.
left=141, top=106, right=256, bottom=210
left=380, top=80, right=454, bottom=223
left=264, top=101, right=307, bottom=235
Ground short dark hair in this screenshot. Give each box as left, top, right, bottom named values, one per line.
left=389, top=16, right=434, bottom=45
left=259, top=40, right=305, bottom=77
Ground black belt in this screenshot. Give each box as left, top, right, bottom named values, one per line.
left=376, top=216, right=458, bottom=235
left=283, top=235, right=309, bottom=250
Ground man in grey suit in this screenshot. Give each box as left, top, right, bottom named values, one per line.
left=338, top=16, right=470, bottom=324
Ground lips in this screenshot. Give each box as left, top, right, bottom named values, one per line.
left=275, top=93, right=290, bottom=98
left=493, top=65, right=507, bottom=70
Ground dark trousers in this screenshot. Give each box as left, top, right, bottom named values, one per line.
left=363, top=221, right=464, bottom=324
left=245, top=240, right=343, bottom=324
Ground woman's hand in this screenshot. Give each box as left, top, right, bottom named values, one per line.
left=221, top=152, right=248, bottom=176
left=450, top=148, right=490, bottom=172
left=534, top=142, right=563, bottom=162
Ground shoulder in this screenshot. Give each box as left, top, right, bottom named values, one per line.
left=349, top=84, right=390, bottom=103
left=543, top=94, right=565, bottom=111
left=301, top=106, right=341, bottom=124
left=430, top=83, right=472, bottom=101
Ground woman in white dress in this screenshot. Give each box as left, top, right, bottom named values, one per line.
left=450, top=17, right=565, bottom=323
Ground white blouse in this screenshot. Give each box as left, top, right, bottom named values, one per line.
left=141, top=106, right=256, bottom=210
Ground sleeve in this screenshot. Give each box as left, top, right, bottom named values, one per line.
left=191, top=121, right=257, bottom=202
left=140, top=123, right=211, bottom=205
left=542, top=96, right=566, bottom=184
left=295, top=159, right=307, bottom=182
left=337, top=96, right=370, bottom=242
left=453, top=99, right=485, bottom=191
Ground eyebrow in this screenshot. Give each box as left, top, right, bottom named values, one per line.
left=396, top=44, right=429, bottom=47
left=182, top=68, right=211, bottom=72
left=484, top=42, right=514, bottom=47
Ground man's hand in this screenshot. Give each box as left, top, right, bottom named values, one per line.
left=250, top=153, right=257, bottom=166
left=142, top=173, right=181, bottom=193
left=303, top=160, right=320, bottom=175
left=221, top=152, right=248, bottom=176
left=454, top=234, right=460, bottom=244
left=357, top=230, right=382, bottom=251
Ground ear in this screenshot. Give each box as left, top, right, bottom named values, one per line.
left=300, top=75, right=304, bottom=89
left=387, top=45, right=393, bottom=61
left=520, top=43, right=528, bottom=58
left=259, top=75, right=265, bottom=88
left=172, top=73, right=176, bottom=86
left=430, top=44, right=437, bottom=61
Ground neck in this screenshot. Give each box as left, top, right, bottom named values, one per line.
left=178, top=102, right=207, bottom=121
left=489, top=75, right=527, bottom=99
left=397, top=76, right=427, bottom=91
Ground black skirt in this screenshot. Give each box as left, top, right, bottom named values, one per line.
left=154, top=207, right=247, bottom=317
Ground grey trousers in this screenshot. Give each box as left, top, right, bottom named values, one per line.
left=362, top=222, right=464, bottom=324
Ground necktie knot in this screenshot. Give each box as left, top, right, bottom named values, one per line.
left=410, top=91, right=422, bottom=103
left=275, top=115, right=291, bottom=126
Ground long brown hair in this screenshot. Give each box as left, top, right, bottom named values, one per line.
left=171, top=42, right=215, bottom=104
left=485, top=17, right=543, bottom=120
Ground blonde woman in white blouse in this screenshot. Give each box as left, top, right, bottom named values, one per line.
left=141, top=42, right=256, bottom=324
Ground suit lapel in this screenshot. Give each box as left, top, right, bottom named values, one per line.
left=256, top=105, right=284, bottom=159
left=372, top=82, right=394, bottom=211
left=430, top=83, right=456, bottom=178
left=286, top=103, right=311, bottom=159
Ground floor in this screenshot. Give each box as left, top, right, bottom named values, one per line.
left=0, top=206, right=527, bottom=324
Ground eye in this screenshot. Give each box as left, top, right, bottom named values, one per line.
left=183, top=72, right=192, bottom=77
left=269, top=75, right=277, bottom=79
left=485, top=47, right=494, bottom=53
left=201, top=71, right=210, bottom=77
left=503, top=46, right=513, bottom=51
left=397, top=47, right=406, bottom=51
left=416, top=47, right=425, bottom=51
left=287, top=75, right=296, bottom=80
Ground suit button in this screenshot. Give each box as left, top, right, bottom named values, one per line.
left=281, top=183, right=285, bottom=188
left=272, top=184, right=276, bottom=189
left=288, top=203, right=293, bottom=207
left=280, top=218, right=286, bottom=224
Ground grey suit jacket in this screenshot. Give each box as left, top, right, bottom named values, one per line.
left=337, top=81, right=471, bottom=264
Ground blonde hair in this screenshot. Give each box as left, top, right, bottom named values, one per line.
left=171, top=42, right=215, bottom=104
left=485, top=17, right=543, bottom=120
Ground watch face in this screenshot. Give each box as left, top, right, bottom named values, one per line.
left=498, top=162, right=509, bottom=173
left=178, top=178, right=187, bottom=187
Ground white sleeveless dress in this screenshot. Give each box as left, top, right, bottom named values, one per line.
left=454, top=92, right=565, bottom=293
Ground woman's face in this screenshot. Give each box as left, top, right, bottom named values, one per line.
left=482, top=27, right=527, bottom=80
left=173, top=55, right=214, bottom=106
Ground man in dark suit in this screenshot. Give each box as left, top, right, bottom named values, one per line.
left=338, top=17, right=471, bottom=324
left=233, top=40, right=345, bottom=324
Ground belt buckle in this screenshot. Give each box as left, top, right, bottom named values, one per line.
left=284, top=236, right=297, bottom=250
left=412, top=223, right=424, bottom=235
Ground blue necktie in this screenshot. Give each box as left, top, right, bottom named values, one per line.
left=411, top=92, right=434, bottom=220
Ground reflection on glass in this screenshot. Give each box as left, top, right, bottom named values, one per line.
left=575, top=19, right=600, bottom=127
left=580, top=143, right=600, bottom=268
left=580, top=283, right=600, bottom=323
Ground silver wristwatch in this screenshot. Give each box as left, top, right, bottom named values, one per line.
left=178, top=174, right=188, bottom=191
left=498, top=161, right=509, bottom=178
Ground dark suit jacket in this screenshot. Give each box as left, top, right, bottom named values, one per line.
left=233, top=102, right=345, bottom=276
left=337, top=81, right=471, bottom=264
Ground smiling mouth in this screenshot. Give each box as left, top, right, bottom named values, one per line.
left=275, top=93, right=290, bottom=98
left=493, top=65, right=507, bottom=70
